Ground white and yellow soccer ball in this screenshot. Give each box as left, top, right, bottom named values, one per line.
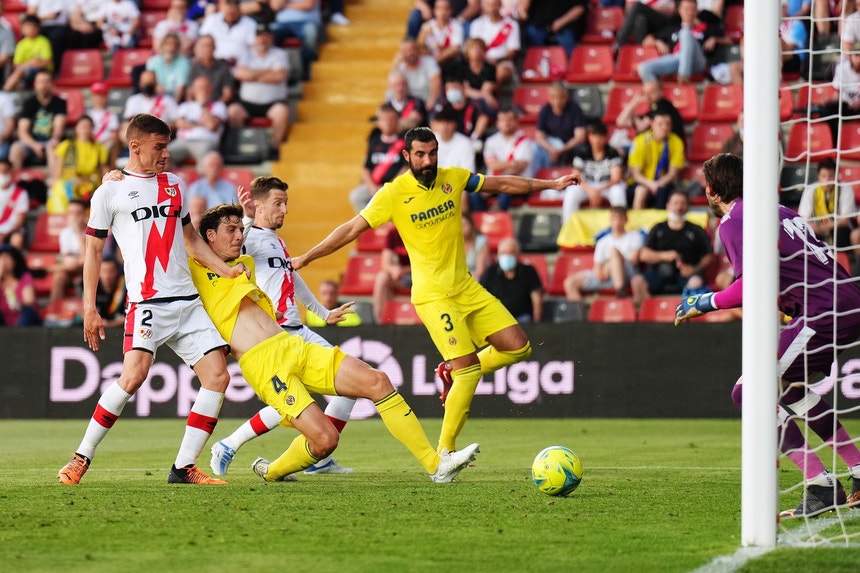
left=531, top=446, right=583, bottom=497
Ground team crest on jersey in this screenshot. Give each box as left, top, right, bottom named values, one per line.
left=285, top=395, right=295, bottom=406
left=441, top=183, right=453, bottom=195
left=138, top=328, right=153, bottom=340
left=164, top=185, right=178, bottom=197
left=448, top=336, right=457, bottom=346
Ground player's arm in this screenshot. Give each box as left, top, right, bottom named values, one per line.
left=291, top=215, right=371, bottom=270
left=674, top=277, right=743, bottom=325
left=481, top=172, right=580, bottom=196
left=183, top=221, right=246, bottom=279
left=82, top=233, right=107, bottom=350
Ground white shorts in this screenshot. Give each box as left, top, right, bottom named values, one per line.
left=282, top=324, right=333, bottom=348
left=124, top=297, right=228, bottom=367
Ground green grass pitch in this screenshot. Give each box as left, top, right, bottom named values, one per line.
left=2, top=418, right=859, bottom=572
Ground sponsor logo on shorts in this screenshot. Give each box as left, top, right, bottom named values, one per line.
left=448, top=336, right=457, bottom=346
left=139, top=328, right=153, bottom=340
left=285, top=395, right=295, bottom=406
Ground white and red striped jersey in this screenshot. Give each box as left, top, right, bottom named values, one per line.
left=86, top=108, right=119, bottom=146
left=87, top=170, right=196, bottom=303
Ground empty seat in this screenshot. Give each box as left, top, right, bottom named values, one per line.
left=779, top=86, right=795, bottom=122
left=587, top=297, right=637, bottom=322
left=141, top=0, right=171, bottom=10
left=54, top=50, right=104, bottom=87
left=613, top=45, right=658, bottom=83
left=512, top=86, right=549, bottom=124
left=54, top=88, right=85, bottom=124
left=1, top=14, right=22, bottom=40
left=518, top=253, right=550, bottom=287
left=3, top=0, right=27, bottom=12
left=221, top=167, right=255, bottom=190
left=662, top=83, right=698, bottom=123
left=839, top=121, right=860, bottom=161
left=603, top=85, right=646, bottom=125
left=581, top=6, right=624, bottom=44
left=356, top=222, right=395, bottom=252
left=517, top=212, right=562, bottom=253
left=222, top=127, right=270, bottom=164
left=637, top=297, right=679, bottom=323
left=548, top=250, right=594, bottom=296
left=107, top=49, right=153, bottom=87
left=173, top=167, right=201, bottom=187
left=544, top=299, right=585, bottom=323
left=569, top=85, right=604, bottom=121
left=687, top=122, right=735, bottom=163
left=379, top=300, right=422, bottom=325
left=784, top=121, right=834, bottom=163
left=472, top=211, right=515, bottom=252
left=699, top=84, right=743, bottom=123
left=795, top=83, right=839, bottom=114
left=339, top=254, right=382, bottom=296
left=565, top=44, right=613, bottom=84
left=29, top=212, right=65, bottom=253
left=521, top=46, right=567, bottom=83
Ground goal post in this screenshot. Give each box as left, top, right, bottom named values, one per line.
left=741, top=0, right=780, bottom=548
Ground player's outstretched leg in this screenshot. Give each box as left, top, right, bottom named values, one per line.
left=210, top=406, right=282, bottom=475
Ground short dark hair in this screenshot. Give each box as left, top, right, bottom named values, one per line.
left=609, top=205, right=628, bottom=217
left=126, top=113, right=172, bottom=142
left=21, top=15, right=40, bottom=27
left=703, top=153, right=743, bottom=203
left=586, top=120, right=608, bottom=135
left=249, top=176, right=288, bottom=201
left=0, top=245, right=29, bottom=279
left=818, top=157, right=837, bottom=172
left=198, top=204, right=244, bottom=241
left=404, top=127, right=437, bottom=151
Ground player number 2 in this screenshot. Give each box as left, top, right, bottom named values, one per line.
left=440, top=313, right=453, bottom=332
left=271, top=375, right=287, bottom=394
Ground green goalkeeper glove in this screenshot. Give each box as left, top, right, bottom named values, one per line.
left=674, top=292, right=717, bottom=326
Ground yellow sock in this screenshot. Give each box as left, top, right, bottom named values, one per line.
left=375, top=392, right=439, bottom=474
left=266, top=434, right=319, bottom=480
left=477, top=341, right=532, bottom=374
left=437, top=363, right=482, bottom=453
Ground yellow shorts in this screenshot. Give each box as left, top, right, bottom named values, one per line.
left=415, top=279, right=518, bottom=361
left=237, top=331, right=347, bottom=423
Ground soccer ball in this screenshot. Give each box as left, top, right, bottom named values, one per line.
left=531, top=446, right=583, bottom=497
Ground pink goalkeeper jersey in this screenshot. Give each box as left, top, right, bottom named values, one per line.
left=87, top=170, right=196, bottom=303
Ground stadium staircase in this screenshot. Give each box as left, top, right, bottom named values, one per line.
left=272, top=0, right=409, bottom=292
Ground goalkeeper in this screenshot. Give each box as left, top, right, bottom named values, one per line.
left=675, top=152, right=860, bottom=518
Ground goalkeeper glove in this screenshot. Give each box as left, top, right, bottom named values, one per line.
left=674, top=292, right=717, bottom=326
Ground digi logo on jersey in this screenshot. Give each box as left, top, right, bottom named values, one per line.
left=131, top=204, right=182, bottom=222
left=267, top=256, right=290, bottom=270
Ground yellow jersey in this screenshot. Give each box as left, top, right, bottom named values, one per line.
left=360, top=167, right=485, bottom=304
left=188, top=254, right=276, bottom=343
left=627, top=130, right=686, bottom=180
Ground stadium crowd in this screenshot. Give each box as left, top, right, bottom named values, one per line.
left=2, top=0, right=860, bottom=326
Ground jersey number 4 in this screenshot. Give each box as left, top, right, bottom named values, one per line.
left=271, top=375, right=287, bottom=394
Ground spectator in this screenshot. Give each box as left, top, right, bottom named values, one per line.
left=627, top=110, right=684, bottom=209
left=188, top=34, right=236, bottom=105
left=121, top=70, right=179, bottom=147
left=458, top=37, right=498, bottom=110
left=522, top=0, right=588, bottom=57
left=843, top=0, right=860, bottom=52
left=473, top=107, right=533, bottom=211
left=198, top=0, right=257, bottom=66
left=86, top=82, right=120, bottom=165
left=386, top=71, right=428, bottom=134
left=615, top=79, right=684, bottom=142
left=0, top=8, right=14, bottom=82
left=433, top=76, right=492, bottom=146
left=0, top=89, right=14, bottom=161
left=630, top=189, right=714, bottom=302
left=431, top=104, right=475, bottom=171
left=328, top=0, right=350, bottom=26
left=147, top=33, right=192, bottom=102
left=557, top=120, right=627, bottom=222
left=227, top=23, right=291, bottom=158
left=393, top=38, right=442, bottom=108
left=533, top=82, right=587, bottom=170
left=153, top=0, right=200, bottom=57
left=348, top=104, right=408, bottom=213
left=3, top=15, right=53, bottom=92
left=168, top=76, right=227, bottom=166
left=186, top=151, right=237, bottom=226
left=49, top=198, right=88, bottom=307
left=373, top=226, right=411, bottom=324
left=407, top=0, right=481, bottom=40
left=721, top=110, right=743, bottom=157
left=0, top=159, right=30, bottom=250
left=780, top=6, right=809, bottom=78
left=270, top=0, right=322, bottom=75
left=825, top=42, right=860, bottom=147
left=563, top=206, right=643, bottom=303
left=25, top=0, right=67, bottom=70
left=614, top=0, right=676, bottom=48
left=417, top=0, right=465, bottom=79
left=100, top=0, right=140, bottom=52
left=9, top=70, right=66, bottom=172
left=0, top=245, right=40, bottom=326
left=94, top=256, right=127, bottom=328
left=47, top=116, right=109, bottom=214
left=469, top=0, right=521, bottom=85
left=479, top=237, right=543, bottom=323
left=462, top=211, right=490, bottom=278
left=636, top=0, right=720, bottom=86
left=68, top=0, right=106, bottom=49
left=798, top=158, right=856, bottom=250
left=305, top=279, right=361, bottom=327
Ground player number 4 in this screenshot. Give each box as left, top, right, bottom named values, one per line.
left=271, top=375, right=287, bottom=394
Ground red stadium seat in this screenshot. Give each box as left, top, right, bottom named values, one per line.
left=784, top=121, right=834, bottom=163
left=587, top=298, right=636, bottom=322
left=13, top=167, right=47, bottom=184
left=527, top=167, right=571, bottom=207
left=662, top=83, right=698, bottom=123
left=43, top=297, right=84, bottom=321
left=29, top=213, right=65, bottom=253
left=637, top=297, right=679, bottom=323
left=142, top=0, right=171, bottom=10
left=54, top=50, right=105, bottom=87
left=106, top=48, right=153, bottom=87
left=779, top=85, right=795, bottom=122
left=613, top=45, right=658, bottom=83
left=25, top=252, right=58, bottom=297
left=356, top=222, right=395, bottom=252
left=548, top=250, right=594, bottom=296
left=581, top=6, right=624, bottom=44
left=699, top=84, right=743, bottom=123
left=796, top=83, right=839, bottom=112
left=379, top=300, right=422, bottom=325
left=838, top=121, right=860, bottom=161
left=54, top=87, right=85, bottom=124
left=521, top=46, right=567, bottom=83
left=839, top=164, right=860, bottom=189
left=472, top=211, right=515, bottom=252
left=565, top=44, right=614, bottom=84
left=339, top=254, right=382, bottom=296
left=602, top=85, right=647, bottom=125
left=1, top=14, right=22, bottom=41
left=687, top=122, right=735, bottom=163
left=173, top=167, right=200, bottom=186
left=724, top=5, right=744, bottom=42
left=221, top=168, right=255, bottom=190
left=518, top=253, right=550, bottom=288
left=3, top=0, right=27, bottom=12
left=138, top=11, right=166, bottom=49
left=512, top=86, right=549, bottom=124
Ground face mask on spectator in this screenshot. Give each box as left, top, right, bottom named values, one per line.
left=446, top=88, right=464, bottom=104
left=141, top=84, right=157, bottom=97
left=498, top=254, right=517, bottom=272
left=0, top=175, right=9, bottom=189
left=668, top=211, right=686, bottom=224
